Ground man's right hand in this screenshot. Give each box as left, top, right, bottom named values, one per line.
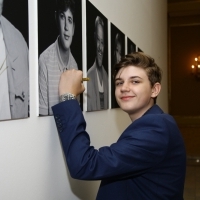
left=59, top=69, right=85, bottom=97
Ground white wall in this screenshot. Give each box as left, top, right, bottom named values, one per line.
left=0, top=0, right=167, bottom=199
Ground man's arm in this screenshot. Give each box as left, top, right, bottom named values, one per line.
left=53, top=69, right=169, bottom=180
left=52, top=99, right=169, bottom=180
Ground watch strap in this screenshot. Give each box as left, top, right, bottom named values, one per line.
left=59, top=93, right=76, bottom=102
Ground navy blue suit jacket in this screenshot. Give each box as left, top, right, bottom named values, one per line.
left=52, top=100, right=186, bottom=200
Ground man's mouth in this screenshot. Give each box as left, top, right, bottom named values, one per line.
left=121, top=96, right=134, bottom=101
left=64, top=34, right=69, bottom=40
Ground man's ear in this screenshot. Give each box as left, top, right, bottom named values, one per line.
left=151, top=82, right=161, bottom=98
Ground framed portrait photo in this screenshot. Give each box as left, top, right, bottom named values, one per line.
left=38, top=0, right=83, bottom=116
left=86, top=0, right=109, bottom=112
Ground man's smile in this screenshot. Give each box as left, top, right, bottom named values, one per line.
left=120, top=96, right=134, bottom=101
left=64, top=34, right=69, bottom=40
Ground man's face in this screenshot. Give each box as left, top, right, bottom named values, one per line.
left=0, top=0, right=4, bottom=16
left=58, top=8, right=75, bottom=51
left=114, top=42, right=122, bottom=64
left=95, top=24, right=104, bottom=68
left=115, top=66, right=157, bottom=121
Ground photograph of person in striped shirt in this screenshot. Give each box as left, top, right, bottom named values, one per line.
left=39, top=0, right=78, bottom=116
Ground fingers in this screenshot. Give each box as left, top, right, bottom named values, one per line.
left=59, top=69, right=86, bottom=96
left=81, top=82, right=85, bottom=91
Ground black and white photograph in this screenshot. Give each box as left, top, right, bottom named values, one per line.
left=127, top=37, right=136, bottom=54
left=110, top=23, right=125, bottom=109
left=0, top=0, right=29, bottom=121
left=38, top=0, right=82, bottom=116
left=86, top=0, right=108, bottom=112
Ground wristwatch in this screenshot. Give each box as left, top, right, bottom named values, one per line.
left=59, top=93, right=76, bottom=102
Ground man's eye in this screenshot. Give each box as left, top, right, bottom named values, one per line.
left=60, top=13, right=64, bottom=19
left=68, top=18, right=73, bottom=24
left=132, top=80, right=140, bottom=84
left=115, top=82, right=123, bottom=86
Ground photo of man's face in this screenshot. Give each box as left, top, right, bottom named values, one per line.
left=0, top=0, right=4, bottom=16
left=114, top=41, right=122, bottom=64
left=110, top=23, right=125, bottom=108
left=58, top=8, right=75, bottom=51
left=95, top=24, right=104, bottom=68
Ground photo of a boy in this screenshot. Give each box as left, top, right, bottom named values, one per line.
left=38, top=0, right=82, bottom=116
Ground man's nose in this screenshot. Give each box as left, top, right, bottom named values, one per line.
left=64, top=19, right=68, bottom=31
left=98, top=42, right=103, bottom=51
left=121, top=82, right=130, bottom=92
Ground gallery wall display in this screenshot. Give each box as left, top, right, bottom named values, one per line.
left=127, top=37, right=136, bottom=54
left=110, top=23, right=125, bottom=109
left=38, top=0, right=83, bottom=116
left=0, top=0, right=29, bottom=121
left=86, top=0, right=109, bottom=112
left=36, top=0, right=145, bottom=115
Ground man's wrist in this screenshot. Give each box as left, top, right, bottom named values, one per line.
left=59, top=93, right=76, bottom=102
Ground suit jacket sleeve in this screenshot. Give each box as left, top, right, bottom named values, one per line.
left=52, top=100, right=169, bottom=180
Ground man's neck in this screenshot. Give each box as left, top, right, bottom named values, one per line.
left=129, top=101, right=154, bottom=122
left=58, top=38, right=70, bottom=67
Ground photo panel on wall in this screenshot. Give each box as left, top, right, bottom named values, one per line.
left=0, top=0, right=29, bottom=121
left=127, top=37, right=136, bottom=54
left=86, top=0, right=109, bottom=112
left=110, top=23, right=125, bottom=109
left=38, top=0, right=83, bottom=116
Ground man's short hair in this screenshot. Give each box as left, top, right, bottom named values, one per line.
left=56, top=0, right=75, bottom=21
left=113, top=52, right=162, bottom=103
left=94, top=16, right=104, bottom=33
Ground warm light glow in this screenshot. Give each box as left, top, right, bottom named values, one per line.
left=191, top=56, right=200, bottom=79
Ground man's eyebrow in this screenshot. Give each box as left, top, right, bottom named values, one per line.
left=129, top=76, right=142, bottom=79
left=115, top=76, right=142, bottom=81
left=115, top=77, right=122, bottom=82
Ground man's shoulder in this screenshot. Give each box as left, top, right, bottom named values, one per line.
left=39, top=42, right=58, bottom=65
left=1, top=16, right=27, bottom=47
left=134, top=106, right=175, bottom=129
left=40, top=42, right=56, bottom=57
left=87, top=63, right=96, bottom=75
left=1, top=16, right=20, bottom=35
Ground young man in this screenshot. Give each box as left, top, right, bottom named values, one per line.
left=0, top=0, right=29, bottom=120
left=39, top=0, right=77, bottom=116
left=52, top=52, right=186, bottom=199
left=87, top=16, right=108, bottom=111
